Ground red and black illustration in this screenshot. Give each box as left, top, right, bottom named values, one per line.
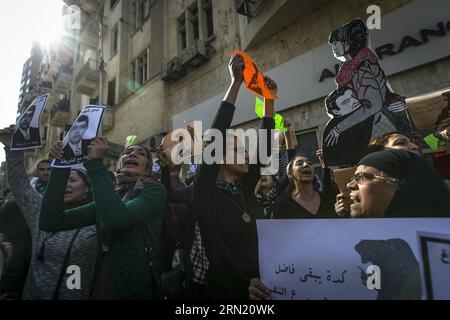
left=322, top=19, right=415, bottom=166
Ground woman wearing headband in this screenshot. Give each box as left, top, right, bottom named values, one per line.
left=40, top=138, right=167, bottom=299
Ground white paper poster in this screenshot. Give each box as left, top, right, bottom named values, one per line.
left=257, top=219, right=450, bottom=300
left=52, top=105, right=105, bottom=168
left=11, top=94, right=48, bottom=150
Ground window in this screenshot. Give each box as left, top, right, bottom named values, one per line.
left=110, top=0, right=119, bottom=10
left=107, top=79, right=116, bottom=106
left=178, top=14, right=187, bottom=52
left=203, top=0, right=214, bottom=39
left=135, top=0, right=150, bottom=28
left=178, top=1, right=214, bottom=53
left=138, top=53, right=148, bottom=84
left=143, top=0, right=150, bottom=20
left=189, top=5, right=199, bottom=43
left=132, top=48, right=149, bottom=86
left=111, top=24, right=119, bottom=56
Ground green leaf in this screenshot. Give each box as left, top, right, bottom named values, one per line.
left=255, top=97, right=264, bottom=118
left=424, top=134, right=440, bottom=151
left=274, top=113, right=287, bottom=132
left=255, top=97, right=286, bottom=131
left=125, top=135, right=138, bottom=148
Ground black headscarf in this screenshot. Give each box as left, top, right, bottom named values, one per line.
left=358, top=150, right=450, bottom=218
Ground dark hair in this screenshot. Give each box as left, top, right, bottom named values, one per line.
left=71, top=169, right=93, bottom=200
left=329, top=19, right=369, bottom=57
left=367, top=132, right=403, bottom=154
left=2, top=189, right=10, bottom=198
left=286, top=154, right=318, bottom=193
left=123, top=145, right=153, bottom=171
left=36, top=159, right=51, bottom=169
left=76, top=114, right=89, bottom=127
left=325, top=87, right=350, bottom=115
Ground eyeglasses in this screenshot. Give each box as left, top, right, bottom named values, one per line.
left=351, top=172, right=397, bottom=184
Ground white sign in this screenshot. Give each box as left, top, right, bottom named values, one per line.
left=257, top=219, right=450, bottom=300
left=417, top=231, right=450, bottom=300
left=52, top=105, right=105, bottom=168
left=11, top=94, right=48, bottom=150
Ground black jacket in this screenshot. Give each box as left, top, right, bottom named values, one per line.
left=192, top=101, right=274, bottom=300
left=62, top=139, right=92, bottom=160
left=0, top=199, right=32, bottom=299
left=12, top=127, right=40, bottom=149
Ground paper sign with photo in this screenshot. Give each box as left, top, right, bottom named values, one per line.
left=52, top=105, right=105, bottom=168
left=11, top=94, right=48, bottom=150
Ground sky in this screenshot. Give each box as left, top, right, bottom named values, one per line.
left=0, top=0, right=64, bottom=163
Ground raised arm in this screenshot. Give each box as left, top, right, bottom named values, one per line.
left=158, top=152, right=192, bottom=205
left=84, top=159, right=167, bottom=233
left=39, top=167, right=97, bottom=232
left=1, top=125, right=42, bottom=233
left=39, top=141, right=96, bottom=232
left=5, top=150, right=42, bottom=233
left=243, top=77, right=276, bottom=191
left=193, top=53, right=244, bottom=196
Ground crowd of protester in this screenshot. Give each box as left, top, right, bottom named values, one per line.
left=0, top=53, right=449, bottom=300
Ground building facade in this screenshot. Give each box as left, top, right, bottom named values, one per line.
left=17, top=42, right=44, bottom=115
left=17, top=0, right=450, bottom=171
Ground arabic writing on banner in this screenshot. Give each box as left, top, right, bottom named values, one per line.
left=257, top=219, right=450, bottom=300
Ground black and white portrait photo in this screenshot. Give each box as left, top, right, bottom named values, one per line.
left=52, top=105, right=105, bottom=168
left=11, top=94, right=48, bottom=150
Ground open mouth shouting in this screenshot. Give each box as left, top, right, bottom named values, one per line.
left=350, top=191, right=361, bottom=211
left=123, top=158, right=140, bottom=170
left=301, top=167, right=313, bottom=178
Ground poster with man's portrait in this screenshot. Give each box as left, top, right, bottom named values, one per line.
left=11, top=94, right=48, bottom=150
left=52, top=105, right=105, bottom=168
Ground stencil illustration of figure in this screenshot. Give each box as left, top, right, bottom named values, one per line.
left=323, top=19, right=414, bottom=166
left=355, top=239, right=422, bottom=300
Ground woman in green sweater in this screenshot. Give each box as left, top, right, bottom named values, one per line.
left=40, top=137, right=167, bottom=300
